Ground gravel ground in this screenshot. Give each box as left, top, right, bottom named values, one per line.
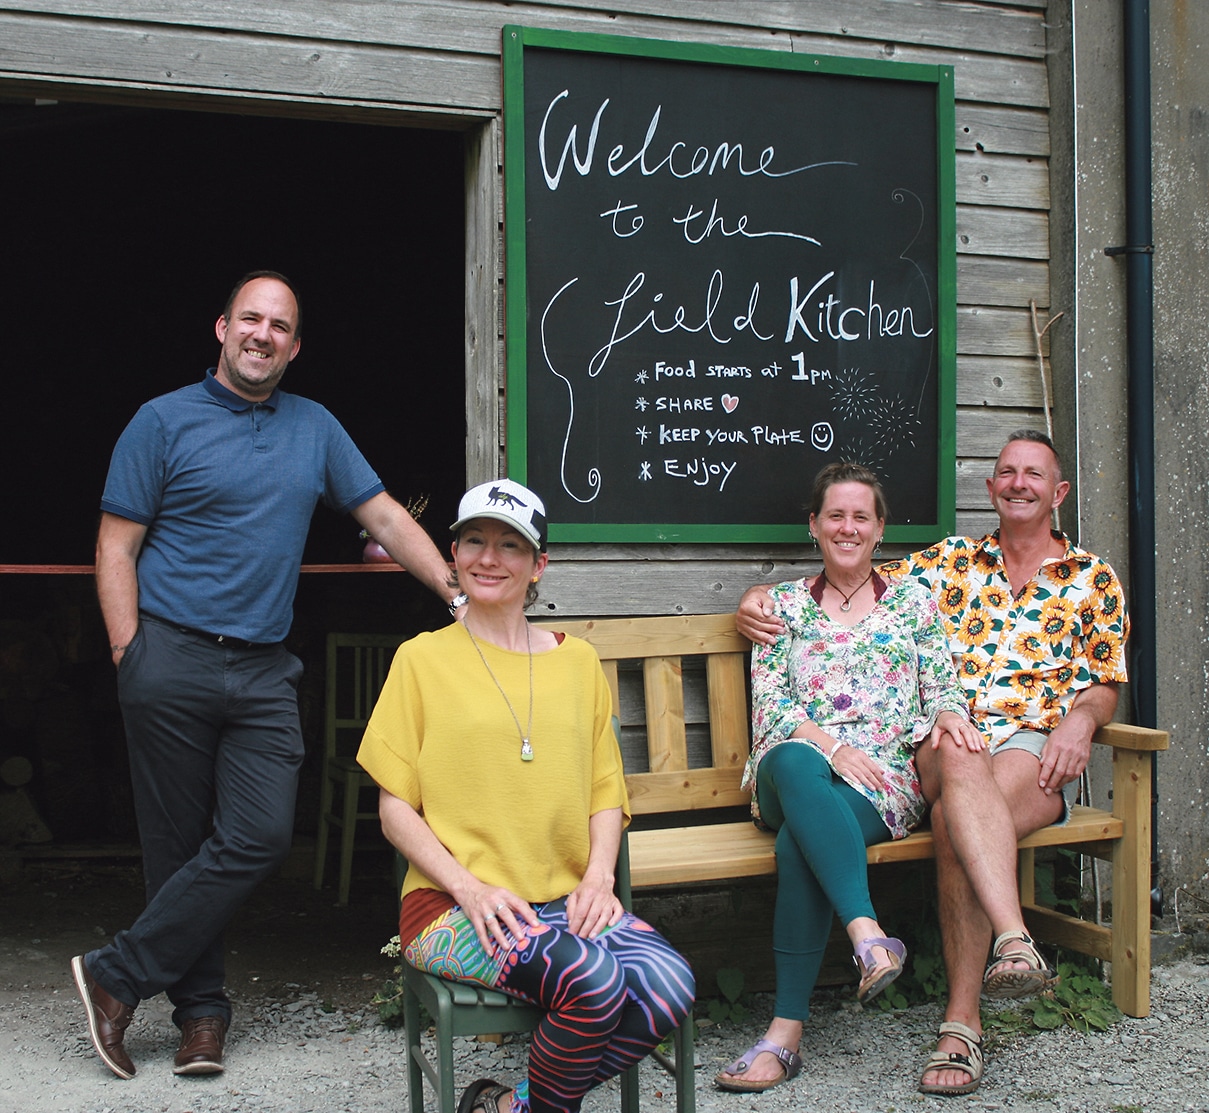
left=2, top=863, right=1207, bottom=1113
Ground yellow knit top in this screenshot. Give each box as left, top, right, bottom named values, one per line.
left=357, top=623, right=629, bottom=902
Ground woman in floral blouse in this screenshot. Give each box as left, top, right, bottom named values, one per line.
left=716, top=463, right=983, bottom=1094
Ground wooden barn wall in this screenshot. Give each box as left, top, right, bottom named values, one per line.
left=0, top=0, right=1054, bottom=617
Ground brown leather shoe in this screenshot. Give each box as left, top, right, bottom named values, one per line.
left=70, top=955, right=137, bottom=1079
left=173, top=1015, right=228, bottom=1075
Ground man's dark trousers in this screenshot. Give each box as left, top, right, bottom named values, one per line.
left=87, top=616, right=304, bottom=1026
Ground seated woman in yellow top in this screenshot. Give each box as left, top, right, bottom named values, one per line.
left=357, top=479, right=694, bottom=1113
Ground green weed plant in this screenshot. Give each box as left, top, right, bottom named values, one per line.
left=706, top=967, right=749, bottom=1025
left=372, top=935, right=407, bottom=1028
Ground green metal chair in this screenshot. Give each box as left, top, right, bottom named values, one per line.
left=401, top=793, right=695, bottom=1113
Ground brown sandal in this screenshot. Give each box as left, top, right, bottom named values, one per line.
left=457, top=1078, right=512, bottom=1113
left=982, top=930, right=1057, bottom=999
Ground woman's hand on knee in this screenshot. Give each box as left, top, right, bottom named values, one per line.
left=466, top=885, right=538, bottom=952
left=566, top=878, right=623, bottom=940
left=831, top=744, right=887, bottom=792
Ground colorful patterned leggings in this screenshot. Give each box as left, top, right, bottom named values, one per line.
left=405, top=898, right=694, bottom=1113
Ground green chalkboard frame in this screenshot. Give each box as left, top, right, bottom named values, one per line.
left=502, top=25, right=957, bottom=544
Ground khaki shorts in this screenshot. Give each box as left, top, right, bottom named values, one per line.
left=993, top=729, right=1077, bottom=826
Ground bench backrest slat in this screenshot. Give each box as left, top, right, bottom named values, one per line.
left=645, top=656, right=688, bottom=774
left=539, top=614, right=752, bottom=815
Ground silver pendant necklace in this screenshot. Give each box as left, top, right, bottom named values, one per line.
left=823, top=568, right=874, bottom=612
left=465, top=620, right=535, bottom=761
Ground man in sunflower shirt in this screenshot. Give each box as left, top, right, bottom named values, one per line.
left=736, top=430, right=1128, bottom=1097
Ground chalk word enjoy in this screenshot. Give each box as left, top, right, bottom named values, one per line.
left=663, top=457, right=737, bottom=490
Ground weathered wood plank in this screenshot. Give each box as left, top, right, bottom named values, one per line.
left=957, top=509, right=1001, bottom=536
left=958, top=306, right=1047, bottom=357
left=956, top=151, right=1049, bottom=209
left=0, top=12, right=500, bottom=112
left=957, top=354, right=1049, bottom=408
left=465, top=119, right=500, bottom=483
left=537, top=565, right=792, bottom=616
left=956, top=103, right=1049, bottom=156
left=0, top=7, right=1052, bottom=110
left=16, top=0, right=1047, bottom=59
left=957, top=467, right=992, bottom=509
left=547, top=613, right=748, bottom=654
left=532, top=0, right=1049, bottom=57
left=957, top=405, right=1044, bottom=454
left=958, top=256, right=1049, bottom=308
left=958, top=205, right=1050, bottom=259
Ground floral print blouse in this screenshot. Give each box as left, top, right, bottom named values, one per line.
left=878, top=532, right=1129, bottom=749
left=743, top=576, right=969, bottom=838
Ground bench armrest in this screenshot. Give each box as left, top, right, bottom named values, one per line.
left=1093, top=722, right=1169, bottom=751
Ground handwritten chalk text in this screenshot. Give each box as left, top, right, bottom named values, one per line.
left=663, top=457, right=738, bottom=490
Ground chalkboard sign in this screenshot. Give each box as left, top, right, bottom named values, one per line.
left=502, top=27, right=956, bottom=544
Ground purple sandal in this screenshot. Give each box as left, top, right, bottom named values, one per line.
left=854, top=935, right=907, bottom=1003
left=714, top=1038, right=802, bottom=1093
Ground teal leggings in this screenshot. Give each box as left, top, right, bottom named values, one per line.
left=756, top=742, right=893, bottom=1019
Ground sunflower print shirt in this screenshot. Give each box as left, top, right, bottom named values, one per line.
left=878, top=532, right=1129, bottom=749
left=744, top=576, right=968, bottom=838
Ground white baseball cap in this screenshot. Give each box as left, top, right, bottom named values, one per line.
left=450, top=479, right=547, bottom=551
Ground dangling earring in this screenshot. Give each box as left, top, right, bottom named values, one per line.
left=874, top=537, right=883, bottom=558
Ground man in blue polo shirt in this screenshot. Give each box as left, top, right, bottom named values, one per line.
left=72, top=271, right=460, bottom=1081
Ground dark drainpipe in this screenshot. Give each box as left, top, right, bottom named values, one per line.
left=1106, top=0, right=1159, bottom=914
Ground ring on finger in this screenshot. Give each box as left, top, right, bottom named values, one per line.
left=494, top=903, right=505, bottom=912
left=484, top=912, right=497, bottom=921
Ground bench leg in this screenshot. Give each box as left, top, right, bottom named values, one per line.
left=1018, top=846, right=1035, bottom=906
left=1111, top=747, right=1153, bottom=1017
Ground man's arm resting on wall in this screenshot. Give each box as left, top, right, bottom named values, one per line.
left=352, top=491, right=456, bottom=604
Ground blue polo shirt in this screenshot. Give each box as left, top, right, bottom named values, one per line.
left=101, top=370, right=385, bottom=643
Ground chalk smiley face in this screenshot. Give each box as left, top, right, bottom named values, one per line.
left=810, top=422, right=834, bottom=451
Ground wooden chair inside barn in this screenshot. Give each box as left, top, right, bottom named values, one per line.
left=313, top=632, right=405, bottom=905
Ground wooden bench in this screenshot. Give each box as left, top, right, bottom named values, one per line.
left=542, top=613, right=1170, bottom=1019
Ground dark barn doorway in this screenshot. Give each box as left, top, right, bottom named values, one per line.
left=0, top=100, right=466, bottom=854
left=0, top=101, right=466, bottom=564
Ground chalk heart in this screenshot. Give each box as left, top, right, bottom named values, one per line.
left=721, top=394, right=740, bottom=414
